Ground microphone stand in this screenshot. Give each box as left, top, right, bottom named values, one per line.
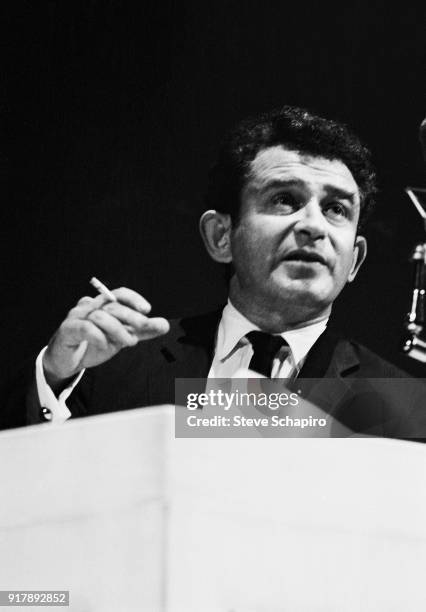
left=402, top=188, right=426, bottom=362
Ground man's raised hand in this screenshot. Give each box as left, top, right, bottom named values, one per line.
left=42, top=287, right=170, bottom=391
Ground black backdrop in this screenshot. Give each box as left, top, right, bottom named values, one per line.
left=2, top=2, right=426, bottom=382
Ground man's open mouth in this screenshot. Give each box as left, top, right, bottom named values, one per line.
left=282, top=250, right=327, bottom=265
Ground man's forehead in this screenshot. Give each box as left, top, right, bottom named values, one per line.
left=247, top=145, right=359, bottom=195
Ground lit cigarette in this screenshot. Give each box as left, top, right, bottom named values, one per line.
left=90, top=277, right=117, bottom=302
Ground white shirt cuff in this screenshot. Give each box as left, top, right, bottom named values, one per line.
left=35, top=347, right=85, bottom=424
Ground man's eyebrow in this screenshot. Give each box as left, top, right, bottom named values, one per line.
left=323, top=185, right=358, bottom=201
left=253, top=179, right=304, bottom=192
left=254, top=179, right=358, bottom=201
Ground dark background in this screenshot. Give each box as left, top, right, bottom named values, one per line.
left=2, top=1, right=426, bottom=382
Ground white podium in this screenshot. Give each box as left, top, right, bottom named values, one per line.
left=1, top=406, right=426, bottom=611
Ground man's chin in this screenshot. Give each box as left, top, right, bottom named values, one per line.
left=269, top=279, right=332, bottom=310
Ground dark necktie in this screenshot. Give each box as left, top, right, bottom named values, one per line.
left=246, top=330, right=289, bottom=377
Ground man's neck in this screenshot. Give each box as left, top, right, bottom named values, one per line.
left=228, top=283, right=331, bottom=333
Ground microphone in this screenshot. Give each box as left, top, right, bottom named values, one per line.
left=420, top=117, right=426, bottom=163
left=401, top=117, right=426, bottom=362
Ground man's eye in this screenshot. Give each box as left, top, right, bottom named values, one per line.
left=324, top=202, right=348, bottom=218
left=270, top=193, right=298, bottom=212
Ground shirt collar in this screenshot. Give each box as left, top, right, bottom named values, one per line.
left=217, top=300, right=328, bottom=367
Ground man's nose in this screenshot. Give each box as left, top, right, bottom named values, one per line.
left=293, top=201, right=327, bottom=241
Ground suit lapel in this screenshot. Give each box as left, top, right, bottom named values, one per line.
left=295, top=326, right=361, bottom=415
left=161, top=314, right=361, bottom=381
left=298, top=326, right=360, bottom=378
left=155, top=312, right=362, bottom=418
left=157, top=309, right=222, bottom=378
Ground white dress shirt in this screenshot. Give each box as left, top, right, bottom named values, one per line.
left=208, top=301, right=328, bottom=379
left=35, top=301, right=328, bottom=423
left=35, top=347, right=84, bottom=423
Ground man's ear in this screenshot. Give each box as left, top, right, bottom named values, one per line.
left=347, top=235, right=367, bottom=282
left=199, top=210, right=233, bottom=263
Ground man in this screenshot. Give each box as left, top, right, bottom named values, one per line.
left=2, top=106, right=425, bottom=437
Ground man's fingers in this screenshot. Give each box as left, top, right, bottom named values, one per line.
left=110, top=287, right=152, bottom=314
left=137, top=317, right=170, bottom=339
left=102, top=302, right=169, bottom=335
left=60, top=319, right=110, bottom=352
left=68, top=288, right=152, bottom=323
left=45, top=286, right=165, bottom=382
left=68, top=295, right=109, bottom=320
left=64, top=294, right=168, bottom=346
left=61, top=286, right=166, bottom=350
left=102, top=301, right=147, bottom=330
left=87, top=309, right=138, bottom=347
left=94, top=303, right=169, bottom=340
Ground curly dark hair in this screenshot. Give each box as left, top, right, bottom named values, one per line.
left=206, top=105, right=377, bottom=232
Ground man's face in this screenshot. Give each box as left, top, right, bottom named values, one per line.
left=229, top=146, right=366, bottom=324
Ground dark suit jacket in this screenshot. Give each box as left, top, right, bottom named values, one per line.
left=2, top=310, right=426, bottom=438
